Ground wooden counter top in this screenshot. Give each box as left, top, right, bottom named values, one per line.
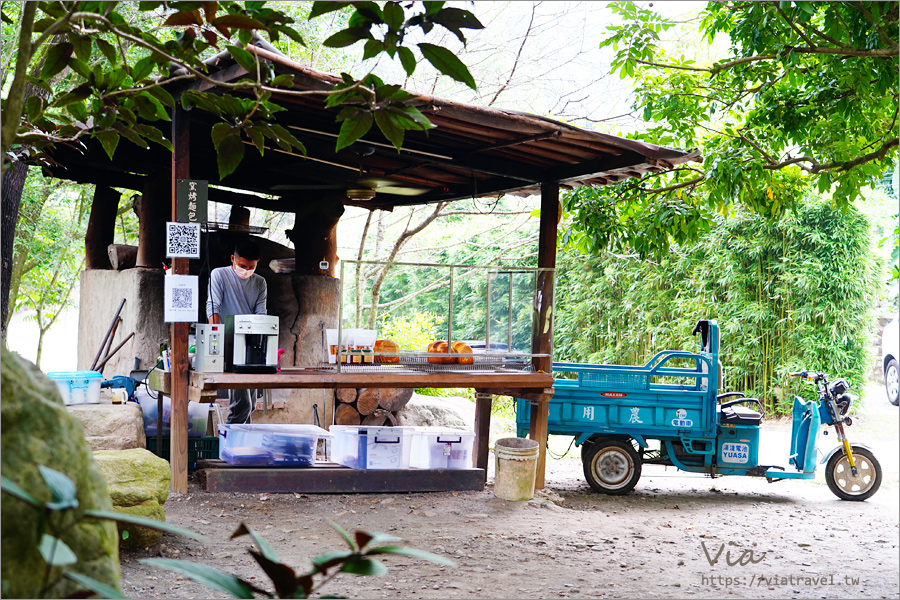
left=189, top=368, right=553, bottom=392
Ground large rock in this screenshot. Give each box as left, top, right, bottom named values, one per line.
left=397, top=393, right=473, bottom=429
left=396, top=393, right=519, bottom=443
left=68, top=403, right=146, bottom=450
left=1, top=348, right=122, bottom=598
left=93, top=449, right=170, bottom=549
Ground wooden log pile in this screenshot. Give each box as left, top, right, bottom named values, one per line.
left=334, top=388, right=413, bottom=426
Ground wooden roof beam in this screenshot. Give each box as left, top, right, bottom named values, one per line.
left=547, top=150, right=648, bottom=183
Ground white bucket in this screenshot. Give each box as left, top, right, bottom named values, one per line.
left=493, top=437, right=539, bottom=501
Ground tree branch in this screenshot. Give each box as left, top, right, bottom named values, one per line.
left=772, top=2, right=817, bottom=48
left=852, top=2, right=897, bottom=49
left=366, top=203, right=448, bottom=327
left=487, top=1, right=536, bottom=106
left=634, top=58, right=711, bottom=72
left=69, top=12, right=362, bottom=101
left=644, top=177, right=704, bottom=195
left=438, top=210, right=532, bottom=216
left=812, top=137, right=900, bottom=173
left=1, top=1, right=36, bottom=170
left=710, top=45, right=898, bottom=75
left=736, top=130, right=777, bottom=164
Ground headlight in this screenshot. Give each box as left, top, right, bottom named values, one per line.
left=829, top=378, right=850, bottom=397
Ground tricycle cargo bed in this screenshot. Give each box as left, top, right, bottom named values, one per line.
left=517, top=387, right=715, bottom=440
left=517, top=329, right=722, bottom=443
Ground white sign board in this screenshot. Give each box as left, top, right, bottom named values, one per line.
left=164, top=274, right=199, bottom=322
left=166, top=222, right=201, bottom=258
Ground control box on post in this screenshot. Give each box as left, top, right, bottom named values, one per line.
left=195, top=323, right=225, bottom=372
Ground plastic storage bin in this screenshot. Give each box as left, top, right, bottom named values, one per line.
left=410, top=427, right=475, bottom=469
left=47, top=371, right=102, bottom=405
left=135, top=392, right=210, bottom=437
left=330, top=425, right=415, bottom=470
left=218, top=424, right=332, bottom=467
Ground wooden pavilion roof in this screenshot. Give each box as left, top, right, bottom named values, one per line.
left=44, top=44, right=701, bottom=212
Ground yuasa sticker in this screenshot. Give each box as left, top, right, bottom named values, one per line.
left=721, top=442, right=750, bottom=464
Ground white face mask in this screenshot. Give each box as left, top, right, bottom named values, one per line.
left=233, top=263, right=255, bottom=279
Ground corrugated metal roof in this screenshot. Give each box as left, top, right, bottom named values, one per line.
left=45, top=44, right=701, bottom=211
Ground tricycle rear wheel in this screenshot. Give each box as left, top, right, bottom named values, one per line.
left=825, top=446, right=881, bottom=501
left=582, top=439, right=641, bottom=495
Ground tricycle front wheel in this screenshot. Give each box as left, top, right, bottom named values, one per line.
left=825, top=446, right=882, bottom=501
left=582, top=439, right=642, bottom=495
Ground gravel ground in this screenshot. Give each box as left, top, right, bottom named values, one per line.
left=120, top=383, right=899, bottom=599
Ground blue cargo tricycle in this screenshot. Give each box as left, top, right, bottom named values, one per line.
left=517, top=320, right=882, bottom=501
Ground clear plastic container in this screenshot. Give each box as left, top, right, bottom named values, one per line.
left=330, top=425, right=415, bottom=469
left=135, top=392, right=210, bottom=437
left=410, top=427, right=475, bottom=469
left=47, top=371, right=102, bottom=405
left=218, top=424, right=332, bottom=467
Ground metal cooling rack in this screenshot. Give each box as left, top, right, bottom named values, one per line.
left=318, top=352, right=534, bottom=374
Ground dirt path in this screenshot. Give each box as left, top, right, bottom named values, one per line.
left=120, top=386, right=899, bottom=599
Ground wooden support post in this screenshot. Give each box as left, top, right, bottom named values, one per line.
left=84, top=186, right=120, bottom=269
left=473, top=392, right=492, bottom=475
left=169, top=104, right=190, bottom=494
left=286, top=195, right=344, bottom=276
left=529, top=395, right=551, bottom=489
left=532, top=182, right=558, bottom=373
left=530, top=182, right=559, bottom=489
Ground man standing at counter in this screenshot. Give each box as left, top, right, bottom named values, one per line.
left=206, top=240, right=266, bottom=424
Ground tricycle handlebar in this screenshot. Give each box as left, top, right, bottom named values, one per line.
left=789, top=371, right=826, bottom=383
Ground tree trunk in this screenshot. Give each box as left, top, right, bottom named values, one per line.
left=136, top=173, right=170, bottom=268
left=335, top=403, right=361, bottom=426
left=358, top=387, right=414, bottom=412
left=356, top=392, right=380, bottom=416
left=361, top=413, right=387, bottom=426
left=1, top=162, right=28, bottom=341
left=335, top=388, right=357, bottom=403
left=35, top=314, right=44, bottom=369
left=107, top=244, right=138, bottom=270
left=9, top=181, right=55, bottom=323
left=85, top=186, right=121, bottom=269
left=286, top=195, right=344, bottom=276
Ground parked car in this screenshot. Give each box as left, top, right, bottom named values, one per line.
left=884, top=318, right=899, bottom=406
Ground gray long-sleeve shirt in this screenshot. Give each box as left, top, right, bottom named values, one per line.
left=206, top=266, right=267, bottom=320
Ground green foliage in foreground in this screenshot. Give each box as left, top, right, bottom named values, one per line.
left=2, top=466, right=453, bottom=599
left=554, top=196, right=882, bottom=415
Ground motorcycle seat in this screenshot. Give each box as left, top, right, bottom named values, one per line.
left=718, top=405, right=762, bottom=426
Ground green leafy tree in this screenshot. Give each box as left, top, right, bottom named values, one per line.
left=12, top=179, right=90, bottom=368
left=564, top=1, right=898, bottom=257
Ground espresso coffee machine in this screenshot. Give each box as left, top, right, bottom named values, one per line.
left=224, top=314, right=279, bottom=374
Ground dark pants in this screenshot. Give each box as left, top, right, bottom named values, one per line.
left=227, top=388, right=255, bottom=424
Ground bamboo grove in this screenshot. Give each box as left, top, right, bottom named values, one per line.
left=554, top=195, right=883, bottom=416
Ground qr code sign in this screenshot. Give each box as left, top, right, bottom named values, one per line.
left=171, top=287, right=193, bottom=309
left=166, top=222, right=201, bottom=258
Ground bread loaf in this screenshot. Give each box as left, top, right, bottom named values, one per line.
left=452, top=341, right=473, bottom=364
left=427, top=340, right=454, bottom=364
left=374, top=339, right=400, bottom=363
